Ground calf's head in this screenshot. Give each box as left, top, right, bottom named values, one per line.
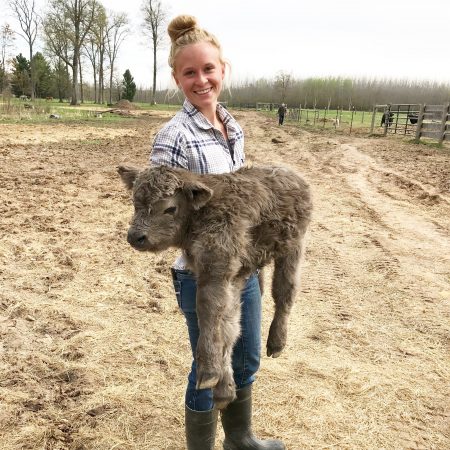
left=118, top=165, right=212, bottom=252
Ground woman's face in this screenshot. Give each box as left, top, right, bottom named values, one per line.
left=173, top=42, right=225, bottom=114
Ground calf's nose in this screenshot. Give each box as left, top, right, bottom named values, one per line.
left=127, top=229, right=147, bottom=248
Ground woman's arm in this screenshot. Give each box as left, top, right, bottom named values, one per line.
left=150, top=125, right=189, bottom=169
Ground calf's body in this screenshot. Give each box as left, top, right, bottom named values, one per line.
left=119, top=165, right=312, bottom=408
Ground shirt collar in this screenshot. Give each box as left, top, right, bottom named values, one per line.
left=182, top=99, right=236, bottom=131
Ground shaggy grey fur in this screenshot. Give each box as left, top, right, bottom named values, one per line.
left=118, top=165, right=312, bottom=409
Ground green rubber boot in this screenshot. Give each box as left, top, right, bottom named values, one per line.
left=221, top=385, right=286, bottom=449
left=185, top=405, right=218, bottom=450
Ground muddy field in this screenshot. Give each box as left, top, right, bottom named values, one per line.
left=1, top=111, right=449, bottom=450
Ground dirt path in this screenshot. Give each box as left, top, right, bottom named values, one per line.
left=1, top=113, right=449, bottom=449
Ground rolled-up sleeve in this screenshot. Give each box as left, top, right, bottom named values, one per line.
left=150, top=125, right=189, bottom=169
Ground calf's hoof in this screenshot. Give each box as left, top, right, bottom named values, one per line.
left=213, top=380, right=236, bottom=410
left=266, top=346, right=283, bottom=358
left=196, top=370, right=220, bottom=390
left=266, top=322, right=286, bottom=358
left=266, top=336, right=286, bottom=358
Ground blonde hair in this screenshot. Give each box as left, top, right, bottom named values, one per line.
left=167, top=15, right=224, bottom=71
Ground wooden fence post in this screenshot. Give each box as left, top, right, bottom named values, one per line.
left=370, top=106, right=377, bottom=134
left=383, top=104, right=391, bottom=136
left=438, top=103, right=450, bottom=145
left=349, top=107, right=355, bottom=134
left=414, top=104, right=425, bottom=143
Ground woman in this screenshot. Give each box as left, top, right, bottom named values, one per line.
left=151, top=15, right=285, bottom=450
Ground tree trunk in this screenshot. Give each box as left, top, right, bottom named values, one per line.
left=109, top=62, right=113, bottom=105
left=93, top=71, right=97, bottom=103
left=79, top=55, right=84, bottom=103
left=29, top=44, right=35, bottom=100
left=152, top=42, right=157, bottom=104
left=71, top=48, right=79, bottom=105
left=99, top=47, right=104, bottom=104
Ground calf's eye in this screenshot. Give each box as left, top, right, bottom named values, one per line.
left=164, top=206, right=177, bottom=215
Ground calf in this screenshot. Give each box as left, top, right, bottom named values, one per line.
left=408, top=113, right=419, bottom=124
left=118, top=165, right=312, bottom=408
left=381, top=111, right=394, bottom=127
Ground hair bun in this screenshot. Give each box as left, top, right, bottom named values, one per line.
left=168, top=15, right=198, bottom=42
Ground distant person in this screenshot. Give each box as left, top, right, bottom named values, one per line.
left=277, top=103, right=287, bottom=125
left=150, top=14, right=286, bottom=450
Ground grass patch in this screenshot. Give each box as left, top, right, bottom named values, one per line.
left=408, top=138, right=449, bottom=151
left=0, top=97, right=182, bottom=123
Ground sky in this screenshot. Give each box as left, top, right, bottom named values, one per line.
left=2, top=0, right=450, bottom=89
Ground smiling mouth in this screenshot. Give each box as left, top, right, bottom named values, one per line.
left=195, top=87, right=212, bottom=95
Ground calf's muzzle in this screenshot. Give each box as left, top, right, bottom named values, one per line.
left=127, top=229, right=147, bottom=249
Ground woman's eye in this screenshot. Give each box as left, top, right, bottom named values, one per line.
left=164, top=206, right=177, bottom=215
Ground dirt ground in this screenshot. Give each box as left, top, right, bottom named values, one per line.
left=1, top=111, right=449, bottom=450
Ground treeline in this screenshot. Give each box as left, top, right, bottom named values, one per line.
left=1, top=0, right=137, bottom=105
left=223, top=77, right=450, bottom=110
left=133, top=76, right=450, bottom=111
left=4, top=51, right=137, bottom=103
left=7, top=52, right=70, bottom=100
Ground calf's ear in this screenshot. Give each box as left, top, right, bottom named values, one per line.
left=183, top=181, right=213, bottom=210
left=118, top=166, right=139, bottom=190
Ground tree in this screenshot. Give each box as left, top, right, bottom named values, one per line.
left=0, top=24, right=16, bottom=92
left=44, top=0, right=99, bottom=105
left=51, top=56, right=71, bottom=102
left=9, top=0, right=40, bottom=100
left=122, top=69, right=136, bottom=101
left=83, top=3, right=106, bottom=103
left=32, top=52, right=52, bottom=98
left=105, top=12, right=128, bottom=105
left=10, top=53, right=30, bottom=96
left=275, top=71, right=291, bottom=104
left=141, top=0, right=168, bottom=104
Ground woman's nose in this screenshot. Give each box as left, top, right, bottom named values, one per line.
left=195, top=71, right=208, bottom=84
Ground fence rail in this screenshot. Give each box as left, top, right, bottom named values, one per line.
left=414, top=103, right=450, bottom=144
left=370, top=103, right=450, bottom=144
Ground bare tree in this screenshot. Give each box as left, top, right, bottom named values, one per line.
left=0, top=24, right=16, bottom=92
left=9, top=0, right=39, bottom=100
left=105, top=12, right=128, bottom=105
left=141, top=0, right=168, bottom=104
left=83, top=3, right=107, bottom=103
left=44, top=0, right=98, bottom=105
left=275, top=71, right=291, bottom=104
left=84, top=34, right=100, bottom=102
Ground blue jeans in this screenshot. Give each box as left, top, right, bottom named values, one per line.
left=171, top=269, right=262, bottom=411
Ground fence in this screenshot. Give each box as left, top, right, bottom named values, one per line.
left=370, top=104, right=421, bottom=136
left=414, top=103, right=450, bottom=144
left=371, top=103, right=450, bottom=144
left=287, top=106, right=360, bottom=131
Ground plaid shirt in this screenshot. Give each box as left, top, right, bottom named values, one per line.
left=150, top=99, right=245, bottom=269
left=150, top=99, right=245, bottom=174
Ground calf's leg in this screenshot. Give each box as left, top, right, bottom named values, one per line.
left=267, top=242, right=303, bottom=357
left=195, top=278, right=238, bottom=392
left=212, top=278, right=246, bottom=409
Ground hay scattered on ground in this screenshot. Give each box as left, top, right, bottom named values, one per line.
left=0, top=111, right=449, bottom=449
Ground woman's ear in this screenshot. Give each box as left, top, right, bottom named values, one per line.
left=221, top=62, right=225, bottom=80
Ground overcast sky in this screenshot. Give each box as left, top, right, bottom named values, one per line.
left=2, top=0, right=450, bottom=88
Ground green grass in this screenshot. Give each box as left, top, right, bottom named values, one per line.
left=261, top=108, right=381, bottom=128
left=0, top=98, right=134, bottom=124
left=0, top=97, right=184, bottom=124
left=407, top=138, right=448, bottom=150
